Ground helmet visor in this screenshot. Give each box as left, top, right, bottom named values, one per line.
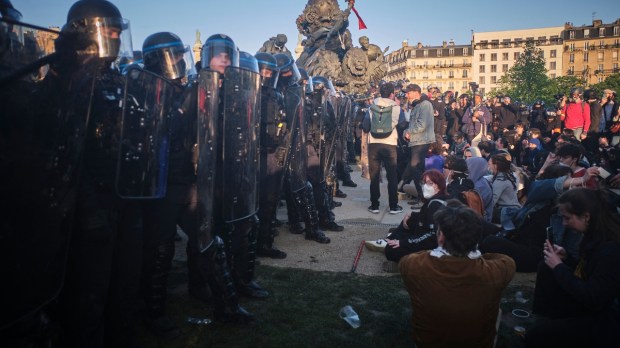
left=143, top=42, right=195, bottom=80
left=65, top=17, right=132, bottom=60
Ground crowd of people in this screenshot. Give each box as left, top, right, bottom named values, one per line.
left=2, top=0, right=620, bottom=347
left=359, top=79, right=620, bottom=346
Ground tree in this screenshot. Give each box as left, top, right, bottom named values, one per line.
left=545, top=75, right=584, bottom=105
left=496, top=41, right=549, bottom=105
left=591, top=73, right=620, bottom=95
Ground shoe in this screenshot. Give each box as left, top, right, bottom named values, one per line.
left=410, top=201, right=424, bottom=209
left=305, top=229, right=331, bottom=244
left=334, top=189, right=347, bottom=198
left=144, top=315, right=181, bottom=340
left=342, top=179, right=357, bottom=187
left=257, top=246, right=287, bottom=259
left=332, top=201, right=342, bottom=208
left=368, top=205, right=379, bottom=214
left=237, top=280, right=269, bottom=299
left=288, top=222, right=304, bottom=234
left=320, top=221, right=344, bottom=231
left=382, top=260, right=399, bottom=273
left=215, top=305, right=255, bottom=325
left=389, top=205, right=403, bottom=214
left=365, top=239, right=388, bottom=252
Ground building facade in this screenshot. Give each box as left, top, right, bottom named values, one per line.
left=561, top=19, right=620, bottom=86
left=472, top=26, right=564, bottom=95
left=385, top=40, right=473, bottom=95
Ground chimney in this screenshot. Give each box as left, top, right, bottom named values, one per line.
left=402, top=39, right=408, bottom=48
left=593, top=19, right=602, bottom=27
left=449, top=39, right=455, bottom=46
left=442, top=41, right=447, bottom=48
left=417, top=42, right=423, bottom=49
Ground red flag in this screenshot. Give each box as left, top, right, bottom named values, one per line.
left=351, top=6, right=367, bottom=30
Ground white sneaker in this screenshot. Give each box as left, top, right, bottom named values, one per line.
left=365, top=239, right=388, bottom=252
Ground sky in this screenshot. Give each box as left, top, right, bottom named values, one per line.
left=15, top=0, right=619, bottom=57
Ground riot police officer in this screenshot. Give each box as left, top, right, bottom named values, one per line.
left=202, top=34, right=269, bottom=299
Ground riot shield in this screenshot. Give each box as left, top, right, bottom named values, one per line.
left=0, top=68, right=95, bottom=330
left=116, top=68, right=176, bottom=199
left=321, top=95, right=341, bottom=178
left=0, top=19, right=59, bottom=84
left=196, top=70, right=220, bottom=252
left=285, top=85, right=307, bottom=192
left=221, top=66, right=261, bottom=223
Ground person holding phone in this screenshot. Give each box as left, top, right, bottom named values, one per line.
left=525, top=188, right=620, bottom=347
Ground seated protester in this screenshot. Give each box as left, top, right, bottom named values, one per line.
left=424, top=142, right=444, bottom=172
left=443, top=155, right=474, bottom=202
left=467, top=157, right=493, bottom=222
left=526, top=188, right=620, bottom=348
left=450, top=131, right=469, bottom=158
left=385, top=170, right=449, bottom=262
left=400, top=200, right=516, bottom=348
left=555, top=142, right=598, bottom=189
left=488, top=154, right=521, bottom=226
left=479, top=164, right=572, bottom=272
left=522, top=138, right=543, bottom=175
left=464, top=146, right=482, bottom=159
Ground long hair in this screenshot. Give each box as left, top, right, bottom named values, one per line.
left=558, top=188, right=620, bottom=259
left=422, top=169, right=447, bottom=196
left=490, top=154, right=516, bottom=190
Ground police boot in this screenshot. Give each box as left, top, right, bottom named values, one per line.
left=294, top=185, right=330, bottom=244
left=314, top=182, right=344, bottom=232
left=285, top=191, right=304, bottom=234
left=142, top=241, right=181, bottom=339
left=206, top=237, right=255, bottom=325
left=257, top=200, right=287, bottom=259
left=231, top=216, right=270, bottom=299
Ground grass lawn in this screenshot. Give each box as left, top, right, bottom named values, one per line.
left=139, top=263, right=536, bottom=347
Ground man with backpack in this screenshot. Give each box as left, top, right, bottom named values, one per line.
left=362, top=83, right=407, bottom=214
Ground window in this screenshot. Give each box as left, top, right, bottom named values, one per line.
left=600, top=40, right=605, bottom=48
left=614, top=51, right=618, bottom=60
left=502, top=64, right=509, bottom=72
left=569, top=53, right=575, bottom=63
left=584, top=29, right=590, bottom=38
left=463, top=59, right=469, bottom=66
left=479, top=53, right=485, bottom=61
left=598, top=64, right=604, bottom=72
left=538, top=36, right=547, bottom=44
left=449, top=48, right=454, bottom=56
left=437, top=49, right=442, bottom=57
left=479, top=76, right=485, bottom=84
left=462, top=70, right=468, bottom=78
left=584, top=42, right=590, bottom=50
left=569, top=31, right=575, bottom=39
left=463, top=47, right=469, bottom=56
left=462, top=81, right=468, bottom=89
left=491, top=53, right=497, bottom=61
left=449, top=70, right=454, bottom=78
left=491, top=39, right=499, bottom=48
left=411, top=51, right=416, bottom=58
left=570, top=43, right=575, bottom=51
left=600, top=28, right=605, bottom=37
left=568, top=66, right=574, bottom=75
left=491, top=65, right=497, bottom=73
left=540, top=51, right=544, bottom=58
left=584, top=52, right=589, bottom=62
left=614, top=63, right=619, bottom=72
left=550, top=62, right=556, bottom=70
left=550, top=73, right=556, bottom=78
left=491, top=76, right=497, bottom=84
left=449, top=81, right=454, bottom=89
left=514, top=52, right=520, bottom=60
left=598, top=52, right=604, bottom=61
left=502, top=39, right=511, bottom=48
left=615, top=26, right=620, bottom=36
left=502, top=52, right=509, bottom=60
left=479, top=65, right=486, bottom=73
left=598, top=76, right=604, bottom=83
left=550, top=49, right=557, bottom=58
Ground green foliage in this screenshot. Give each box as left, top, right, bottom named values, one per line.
left=590, top=73, right=620, bottom=96
left=497, top=41, right=549, bottom=105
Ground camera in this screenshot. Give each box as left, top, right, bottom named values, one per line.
left=553, top=93, right=565, bottom=100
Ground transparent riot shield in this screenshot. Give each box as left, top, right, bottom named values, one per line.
left=116, top=67, right=176, bottom=199
left=222, top=66, right=261, bottom=222
left=0, top=68, right=95, bottom=330
left=286, top=85, right=307, bottom=192
left=321, top=94, right=340, bottom=178
left=0, top=19, right=59, bottom=83
left=196, top=70, right=220, bottom=251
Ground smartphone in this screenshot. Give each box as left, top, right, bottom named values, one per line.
left=545, top=226, right=554, bottom=245
left=596, top=167, right=611, bottom=179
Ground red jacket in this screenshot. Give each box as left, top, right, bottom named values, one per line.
left=562, top=102, right=590, bottom=131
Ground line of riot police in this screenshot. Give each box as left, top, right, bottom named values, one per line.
left=0, top=0, right=355, bottom=346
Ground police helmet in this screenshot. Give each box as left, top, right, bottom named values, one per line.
left=254, top=52, right=278, bottom=88
left=143, top=32, right=193, bottom=80
left=62, top=0, right=131, bottom=60
left=311, top=75, right=336, bottom=96
left=274, top=53, right=300, bottom=88
left=239, top=51, right=259, bottom=73
left=201, top=34, right=239, bottom=74
left=298, top=68, right=313, bottom=94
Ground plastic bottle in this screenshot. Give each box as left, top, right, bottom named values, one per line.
left=339, top=305, right=361, bottom=329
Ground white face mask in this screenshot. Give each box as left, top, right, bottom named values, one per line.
left=422, top=183, right=437, bottom=199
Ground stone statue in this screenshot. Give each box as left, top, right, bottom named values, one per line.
left=295, top=0, right=386, bottom=94
left=257, top=34, right=293, bottom=58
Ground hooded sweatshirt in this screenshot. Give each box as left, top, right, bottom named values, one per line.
left=466, top=157, right=493, bottom=221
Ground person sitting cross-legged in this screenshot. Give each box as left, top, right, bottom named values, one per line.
left=399, top=200, right=516, bottom=348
